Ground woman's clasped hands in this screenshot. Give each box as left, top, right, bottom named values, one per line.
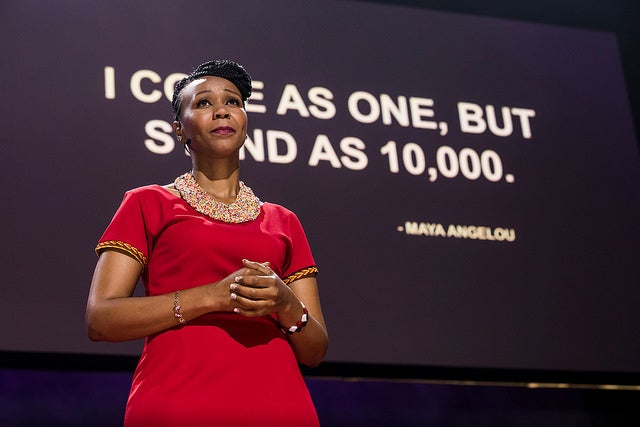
left=225, top=259, right=298, bottom=318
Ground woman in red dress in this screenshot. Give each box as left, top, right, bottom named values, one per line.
left=86, top=60, right=328, bottom=426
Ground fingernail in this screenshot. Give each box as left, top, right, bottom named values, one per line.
left=233, top=307, right=240, bottom=314
left=230, top=283, right=237, bottom=291
left=231, top=293, right=237, bottom=300
left=234, top=276, right=241, bottom=283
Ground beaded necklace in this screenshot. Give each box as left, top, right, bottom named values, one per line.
left=174, top=172, right=261, bottom=223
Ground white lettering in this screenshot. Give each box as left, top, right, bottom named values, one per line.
left=409, top=97, right=437, bottom=130
left=246, top=80, right=267, bottom=114
left=240, top=129, right=266, bottom=162
left=308, top=87, right=336, bottom=119
left=308, top=135, right=342, bottom=168
left=104, top=66, right=115, bottom=99
left=380, top=94, right=410, bottom=127
left=144, top=120, right=174, bottom=154
left=485, top=105, right=513, bottom=137
left=511, top=107, right=536, bottom=139
left=404, top=222, right=516, bottom=242
left=276, top=84, right=309, bottom=117
left=458, top=102, right=536, bottom=139
left=340, top=137, right=368, bottom=170
left=266, top=130, right=297, bottom=164
left=347, top=91, right=380, bottom=124
left=131, top=69, right=163, bottom=103
left=458, top=102, right=486, bottom=134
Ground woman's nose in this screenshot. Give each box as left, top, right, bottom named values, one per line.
left=214, top=106, right=230, bottom=119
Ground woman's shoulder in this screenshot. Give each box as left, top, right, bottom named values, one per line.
left=261, top=201, right=296, bottom=216
left=261, top=202, right=306, bottom=227
left=118, top=184, right=182, bottom=210
left=125, top=183, right=180, bottom=199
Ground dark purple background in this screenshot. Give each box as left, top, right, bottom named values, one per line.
left=4, top=367, right=639, bottom=426
left=1, top=0, right=639, bottom=373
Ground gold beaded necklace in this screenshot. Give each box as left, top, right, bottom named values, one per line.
left=174, top=172, right=261, bottom=223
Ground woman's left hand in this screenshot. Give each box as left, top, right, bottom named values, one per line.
left=230, top=259, right=298, bottom=318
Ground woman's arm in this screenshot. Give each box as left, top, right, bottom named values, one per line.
left=86, top=250, right=237, bottom=342
left=282, top=276, right=329, bottom=367
left=231, top=260, right=329, bottom=367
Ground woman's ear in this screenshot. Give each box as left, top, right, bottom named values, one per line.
left=173, top=121, right=183, bottom=141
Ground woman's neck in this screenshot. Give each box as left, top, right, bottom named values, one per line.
left=191, top=165, right=241, bottom=203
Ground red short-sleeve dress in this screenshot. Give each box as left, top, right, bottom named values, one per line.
left=95, top=184, right=320, bottom=427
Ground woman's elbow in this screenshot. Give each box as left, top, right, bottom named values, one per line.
left=298, top=341, right=329, bottom=368
left=87, top=327, right=103, bottom=342
left=86, top=319, right=109, bottom=341
left=86, top=318, right=104, bottom=341
left=300, top=356, right=324, bottom=368
left=85, top=307, right=110, bottom=342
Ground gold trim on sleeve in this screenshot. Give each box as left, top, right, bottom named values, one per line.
left=283, top=266, right=319, bottom=285
left=95, top=240, right=147, bottom=268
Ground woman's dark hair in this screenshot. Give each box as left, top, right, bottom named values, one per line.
left=171, top=60, right=252, bottom=120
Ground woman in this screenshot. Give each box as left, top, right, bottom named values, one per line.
left=86, top=60, right=328, bottom=426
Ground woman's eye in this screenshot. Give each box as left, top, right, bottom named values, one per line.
left=227, top=98, right=242, bottom=107
left=196, top=99, right=211, bottom=107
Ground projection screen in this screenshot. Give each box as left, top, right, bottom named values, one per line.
left=1, top=0, right=639, bottom=376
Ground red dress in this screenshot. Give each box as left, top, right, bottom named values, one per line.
left=96, top=185, right=320, bottom=427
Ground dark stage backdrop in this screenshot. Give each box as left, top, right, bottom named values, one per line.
left=1, top=0, right=639, bottom=375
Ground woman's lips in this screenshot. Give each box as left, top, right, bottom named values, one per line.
left=212, top=126, right=235, bottom=135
